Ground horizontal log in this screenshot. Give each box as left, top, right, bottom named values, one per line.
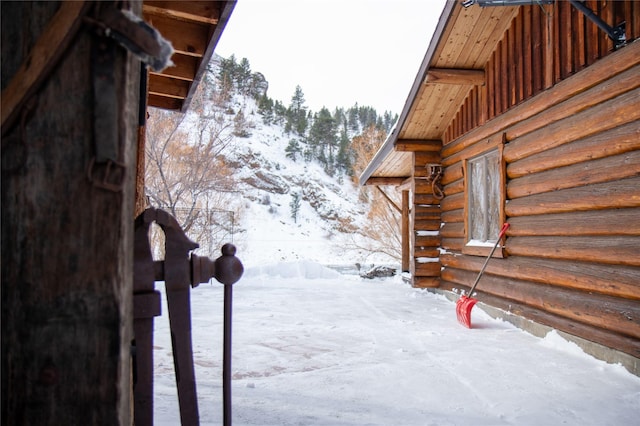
left=441, top=41, right=640, bottom=160
left=412, top=261, right=441, bottom=277
left=414, top=194, right=441, bottom=206
left=364, top=177, right=405, bottom=186
left=441, top=253, right=640, bottom=300
left=414, top=219, right=441, bottom=232
left=506, top=236, right=640, bottom=266
left=504, top=64, right=640, bottom=159
left=441, top=237, right=464, bottom=252
left=424, top=68, right=485, bottom=86
left=441, top=208, right=463, bottom=223
left=414, top=234, right=440, bottom=248
left=442, top=163, right=462, bottom=186
left=503, top=88, right=640, bottom=163
left=441, top=268, right=640, bottom=340
left=507, top=150, right=640, bottom=199
left=439, top=280, right=640, bottom=359
left=444, top=61, right=640, bottom=169
left=414, top=179, right=440, bottom=195
left=414, top=151, right=442, bottom=167
left=443, top=178, right=463, bottom=196
left=440, top=222, right=464, bottom=238
left=442, top=134, right=504, bottom=169
left=507, top=121, right=640, bottom=179
left=413, top=205, right=441, bottom=220
left=395, top=139, right=441, bottom=152
left=414, top=247, right=440, bottom=258
left=441, top=192, right=464, bottom=212
left=507, top=208, right=640, bottom=237
left=412, top=277, right=440, bottom=288
left=505, top=176, right=640, bottom=216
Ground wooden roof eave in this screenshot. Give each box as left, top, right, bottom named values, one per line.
left=180, top=0, right=235, bottom=113
left=359, top=0, right=457, bottom=186
left=143, top=0, right=236, bottom=113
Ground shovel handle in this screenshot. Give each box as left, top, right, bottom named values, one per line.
left=466, top=223, right=510, bottom=296
left=498, top=222, right=510, bottom=239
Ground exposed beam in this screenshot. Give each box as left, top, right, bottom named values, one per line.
left=150, top=54, right=198, bottom=81
left=143, top=2, right=221, bottom=25
left=363, top=177, right=406, bottom=186
left=398, top=177, right=413, bottom=191
left=1, top=1, right=90, bottom=135
left=424, top=68, right=485, bottom=86
left=376, top=186, right=402, bottom=214
left=395, top=139, right=442, bottom=152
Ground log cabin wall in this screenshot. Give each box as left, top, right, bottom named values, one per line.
left=437, top=2, right=640, bottom=361
left=445, top=0, right=640, bottom=143
left=411, top=148, right=443, bottom=288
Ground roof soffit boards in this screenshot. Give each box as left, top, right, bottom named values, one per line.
left=143, top=1, right=236, bottom=112
left=360, top=0, right=519, bottom=184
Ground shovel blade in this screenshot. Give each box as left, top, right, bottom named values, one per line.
left=456, top=295, right=478, bottom=328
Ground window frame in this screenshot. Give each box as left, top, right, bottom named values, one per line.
left=462, top=139, right=507, bottom=257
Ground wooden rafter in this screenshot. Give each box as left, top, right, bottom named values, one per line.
left=142, top=0, right=235, bottom=112
left=424, top=68, right=485, bottom=86
left=143, top=2, right=221, bottom=25
left=395, top=139, right=442, bottom=152
left=363, top=177, right=406, bottom=186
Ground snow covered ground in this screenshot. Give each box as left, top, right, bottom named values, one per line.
left=149, top=65, right=639, bottom=426
left=153, top=261, right=640, bottom=425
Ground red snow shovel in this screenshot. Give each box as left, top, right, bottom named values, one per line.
left=456, top=223, right=510, bottom=328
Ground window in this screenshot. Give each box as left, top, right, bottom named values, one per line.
left=463, top=146, right=505, bottom=257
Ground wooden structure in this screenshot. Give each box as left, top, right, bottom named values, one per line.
left=1, top=1, right=235, bottom=423
left=361, top=0, right=640, bottom=371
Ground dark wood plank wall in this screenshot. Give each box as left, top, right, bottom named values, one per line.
left=436, top=2, right=640, bottom=358
left=1, top=2, right=139, bottom=423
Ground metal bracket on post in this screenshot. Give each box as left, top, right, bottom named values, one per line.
left=569, top=0, right=626, bottom=50
left=461, top=0, right=627, bottom=50
left=133, top=207, right=243, bottom=426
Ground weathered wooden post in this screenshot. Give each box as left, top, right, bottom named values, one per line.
left=1, top=2, right=141, bottom=424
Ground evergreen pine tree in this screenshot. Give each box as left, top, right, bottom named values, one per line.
left=285, top=139, right=301, bottom=161
left=347, top=104, right=360, bottom=134
left=258, top=94, right=274, bottom=124
left=237, top=57, right=252, bottom=94
left=287, top=85, right=308, bottom=136
left=290, top=192, right=301, bottom=223
left=336, top=129, right=353, bottom=175
left=233, top=109, right=251, bottom=137
left=273, top=100, right=287, bottom=126
left=309, top=107, right=336, bottom=168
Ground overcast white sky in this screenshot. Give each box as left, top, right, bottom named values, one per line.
left=214, top=0, right=447, bottom=115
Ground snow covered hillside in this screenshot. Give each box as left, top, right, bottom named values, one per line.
left=223, top=110, right=374, bottom=268
left=190, top=56, right=398, bottom=269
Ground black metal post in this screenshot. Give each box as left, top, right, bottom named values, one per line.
left=213, top=243, right=243, bottom=426
left=223, top=283, right=233, bottom=426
